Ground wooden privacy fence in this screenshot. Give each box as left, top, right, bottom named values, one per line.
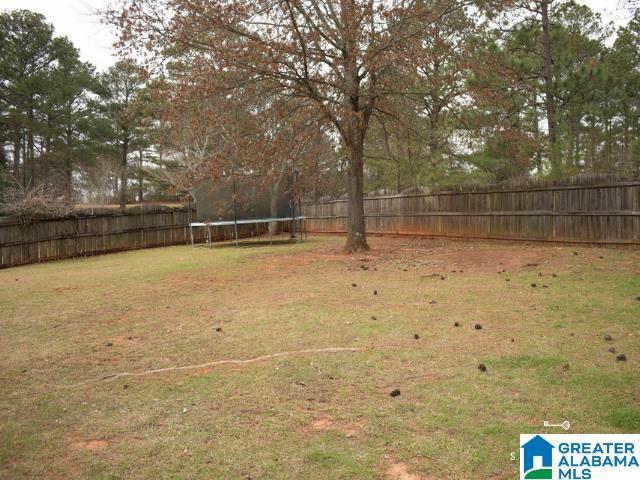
left=301, top=180, right=640, bottom=245
left=0, top=205, right=266, bottom=268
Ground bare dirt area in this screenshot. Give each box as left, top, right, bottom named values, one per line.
left=385, top=462, right=434, bottom=480
left=1, top=235, right=639, bottom=479
left=263, top=235, right=577, bottom=276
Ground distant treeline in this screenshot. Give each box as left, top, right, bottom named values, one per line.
left=1, top=3, right=640, bottom=211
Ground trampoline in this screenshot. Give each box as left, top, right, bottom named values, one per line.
left=190, top=216, right=307, bottom=247
left=191, top=171, right=306, bottom=247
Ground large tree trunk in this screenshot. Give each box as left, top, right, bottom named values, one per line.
left=345, top=135, right=369, bottom=253
left=119, top=133, right=129, bottom=209
left=341, top=31, right=370, bottom=253
left=541, top=0, right=559, bottom=177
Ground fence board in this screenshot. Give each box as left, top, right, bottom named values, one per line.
left=0, top=206, right=268, bottom=268
left=302, top=181, right=640, bottom=245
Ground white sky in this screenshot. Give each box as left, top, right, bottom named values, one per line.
left=0, top=0, right=634, bottom=72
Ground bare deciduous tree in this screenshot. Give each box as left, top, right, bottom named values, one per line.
left=0, top=180, right=72, bottom=225
left=108, top=0, right=503, bottom=251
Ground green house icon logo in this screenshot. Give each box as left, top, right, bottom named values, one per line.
left=521, top=435, right=555, bottom=479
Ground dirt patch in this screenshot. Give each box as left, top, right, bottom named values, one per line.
left=300, top=413, right=366, bottom=438
left=309, top=413, right=333, bottom=430
left=375, top=240, right=563, bottom=274
left=69, top=439, right=108, bottom=450
left=385, top=462, right=434, bottom=480
left=163, top=237, right=576, bottom=307
left=269, top=236, right=573, bottom=275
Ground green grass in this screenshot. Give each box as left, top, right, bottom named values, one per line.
left=0, top=235, right=639, bottom=479
left=608, top=406, right=640, bottom=432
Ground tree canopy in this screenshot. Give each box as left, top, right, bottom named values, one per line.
left=1, top=2, right=639, bottom=249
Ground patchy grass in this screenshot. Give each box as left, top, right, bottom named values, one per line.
left=1, top=235, right=639, bottom=479
left=608, top=406, right=640, bottom=432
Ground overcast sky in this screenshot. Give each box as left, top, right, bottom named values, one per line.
left=0, top=0, right=633, bottom=72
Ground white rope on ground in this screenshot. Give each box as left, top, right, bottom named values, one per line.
left=60, top=347, right=366, bottom=389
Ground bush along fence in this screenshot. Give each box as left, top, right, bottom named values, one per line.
left=301, top=175, right=640, bottom=246
left=0, top=205, right=266, bottom=268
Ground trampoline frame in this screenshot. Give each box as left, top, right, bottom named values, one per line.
left=189, top=216, right=307, bottom=247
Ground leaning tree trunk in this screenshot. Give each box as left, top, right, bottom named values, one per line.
left=345, top=134, right=369, bottom=253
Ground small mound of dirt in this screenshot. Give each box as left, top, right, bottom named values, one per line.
left=385, top=462, right=432, bottom=480
left=389, top=389, right=401, bottom=397
left=302, top=414, right=365, bottom=438
left=69, top=439, right=108, bottom=450
left=310, top=414, right=333, bottom=431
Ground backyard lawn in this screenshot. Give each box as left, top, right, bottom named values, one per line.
left=1, top=235, right=639, bottom=479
